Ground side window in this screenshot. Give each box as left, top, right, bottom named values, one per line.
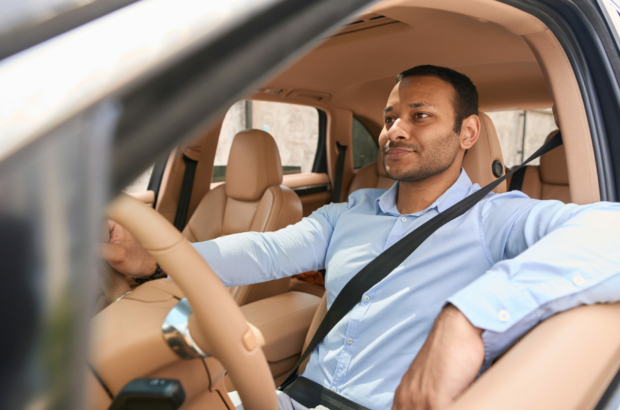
left=213, top=100, right=319, bottom=182
left=486, top=109, right=557, bottom=168
left=352, top=117, right=378, bottom=169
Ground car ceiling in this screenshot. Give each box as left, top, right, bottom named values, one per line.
left=256, top=5, right=552, bottom=136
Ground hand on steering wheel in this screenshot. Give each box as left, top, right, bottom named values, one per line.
left=106, top=194, right=278, bottom=410
left=98, top=220, right=160, bottom=303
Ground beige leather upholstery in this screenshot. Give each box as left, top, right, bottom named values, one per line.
left=462, top=112, right=506, bottom=192
left=513, top=131, right=570, bottom=203
left=225, top=130, right=284, bottom=201
left=240, top=291, right=321, bottom=386
left=182, top=129, right=303, bottom=305
left=347, top=150, right=397, bottom=195
left=347, top=112, right=506, bottom=195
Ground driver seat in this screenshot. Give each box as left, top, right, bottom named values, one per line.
left=182, top=129, right=303, bottom=305
left=300, top=111, right=506, bottom=370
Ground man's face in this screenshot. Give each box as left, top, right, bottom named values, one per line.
left=380, top=75, right=462, bottom=183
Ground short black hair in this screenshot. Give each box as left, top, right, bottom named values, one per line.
left=396, top=65, right=478, bottom=134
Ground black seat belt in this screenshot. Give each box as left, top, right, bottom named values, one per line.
left=279, top=132, right=563, bottom=404
left=173, top=155, right=198, bottom=231
left=508, top=166, right=528, bottom=192
left=331, top=142, right=348, bottom=203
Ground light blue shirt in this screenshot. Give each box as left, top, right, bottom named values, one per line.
left=192, top=169, right=620, bottom=410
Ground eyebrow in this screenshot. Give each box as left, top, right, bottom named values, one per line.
left=383, top=101, right=434, bottom=114
left=409, top=101, right=433, bottom=108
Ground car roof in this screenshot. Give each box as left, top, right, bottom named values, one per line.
left=248, top=2, right=551, bottom=137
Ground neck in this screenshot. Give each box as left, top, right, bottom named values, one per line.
left=396, top=162, right=462, bottom=215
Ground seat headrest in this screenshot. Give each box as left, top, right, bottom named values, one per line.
left=225, top=129, right=283, bottom=201
left=540, top=130, right=568, bottom=185
left=462, top=112, right=506, bottom=189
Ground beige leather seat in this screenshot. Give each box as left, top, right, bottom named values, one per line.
left=506, top=130, right=570, bottom=203
left=347, top=150, right=397, bottom=194
left=347, top=112, right=507, bottom=194
left=182, top=129, right=303, bottom=305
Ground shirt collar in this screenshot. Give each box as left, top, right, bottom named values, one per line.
left=375, top=169, right=474, bottom=216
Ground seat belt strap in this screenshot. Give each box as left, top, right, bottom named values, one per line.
left=173, top=155, right=198, bottom=231
left=331, top=142, right=348, bottom=203
left=508, top=166, right=528, bottom=192
left=280, top=131, right=563, bottom=391
left=283, top=377, right=370, bottom=410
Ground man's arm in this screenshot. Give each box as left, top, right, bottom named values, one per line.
left=392, top=305, right=484, bottom=410
left=101, top=202, right=345, bottom=285
left=451, top=197, right=620, bottom=369
left=393, top=196, right=620, bottom=410
left=191, top=202, right=344, bottom=286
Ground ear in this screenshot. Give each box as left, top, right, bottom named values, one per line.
left=460, top=114, right=480, bottom=150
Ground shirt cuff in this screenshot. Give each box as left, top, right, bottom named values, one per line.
left=447, top=269, right=539, bottom=334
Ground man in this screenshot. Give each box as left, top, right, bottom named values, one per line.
left=102, top=65, right=620, bottom=410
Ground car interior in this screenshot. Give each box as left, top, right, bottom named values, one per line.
left=89, top=1, right=620, bottom=409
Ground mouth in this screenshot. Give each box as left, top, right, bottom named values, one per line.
left=385, top=148, right=414, bottom=159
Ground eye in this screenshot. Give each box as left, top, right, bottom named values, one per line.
left=384, top=117, right=394, bottom=124
left=414, top=113, right=430, bottom=119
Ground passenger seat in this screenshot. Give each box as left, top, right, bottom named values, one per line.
left=182, top=129, right=303, bottom=305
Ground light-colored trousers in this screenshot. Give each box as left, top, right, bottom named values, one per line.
left=228, top=390, right=331, bottom=410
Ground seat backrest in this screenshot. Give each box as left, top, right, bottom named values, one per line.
left=347, top=112, right=506, bottom=195
left=347, top=150, right=397, bottom=195
left=183, top=129, right=303, bottom=305
left=509, top=130, right=570, bottom=203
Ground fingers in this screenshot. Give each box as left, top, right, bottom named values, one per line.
left=107, top=219, right=118, bottom=233
left=99, top=242, right=126, bottom=264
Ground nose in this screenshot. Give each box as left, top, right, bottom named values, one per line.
left=387, top=118, right=408, bottom=142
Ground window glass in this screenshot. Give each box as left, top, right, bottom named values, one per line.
left=352, top=117, right=378, bottom=169
left=486, top=109, right=557, bottom=168
left=213, top=100, right=319, bottom=182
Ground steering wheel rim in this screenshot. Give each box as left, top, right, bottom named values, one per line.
left=107, top=194, right=278, bottom=410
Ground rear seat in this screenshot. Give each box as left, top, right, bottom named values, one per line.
left=506, top=130, right=569, bottom=202
left=347, top=150, right=396, bottom=194
left=506, top=105, right=570, bottom=203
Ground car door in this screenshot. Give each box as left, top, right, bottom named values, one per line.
left=449, top=1, right=620, bottom=409
left=0, top=0, right=377, bottom=408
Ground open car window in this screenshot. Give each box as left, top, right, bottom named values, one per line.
left=487, top=109, right=556, bottom=168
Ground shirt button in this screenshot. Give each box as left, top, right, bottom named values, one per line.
left=347, top=338, right=353, bottom=345
left=498, top=310, right=510, bottom=322
left=573, top=276, right=585, bottom=286
left=401, top=216, right=407, bottom=222
left=363, top=295, right=370, bottom=302
left=331, top=387, right=337, bottom=392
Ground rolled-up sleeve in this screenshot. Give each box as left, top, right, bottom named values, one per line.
left=448, top=194, right=620, bottom=369
left=191, top=202, right=346, bottom=287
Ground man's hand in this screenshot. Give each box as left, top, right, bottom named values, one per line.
left=99, top=220, right=158, bottom=278
left=392, top=304, right=484, bottom=410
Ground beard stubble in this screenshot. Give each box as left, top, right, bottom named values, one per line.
left=382, top=131, right=461, bottom=183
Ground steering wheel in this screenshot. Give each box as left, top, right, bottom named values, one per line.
left=107, top=194, right=278, bottom=410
